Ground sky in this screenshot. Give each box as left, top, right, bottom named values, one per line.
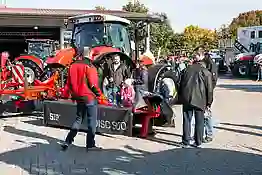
left=3, top=0, right=262, bottom=32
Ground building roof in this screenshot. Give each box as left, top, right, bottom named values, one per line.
left=0, top=7, right=163, bottom=22
left=69, top=13, right=131, bottom=25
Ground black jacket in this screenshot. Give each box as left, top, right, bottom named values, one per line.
left=203, top=56, right=218, bottom=88
left=107, top=63, right=130, bottom=86
left=178, top=61, right=214, bottom=110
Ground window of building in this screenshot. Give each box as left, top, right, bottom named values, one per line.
left=259, top=31, right=262, bottom=38
left=251, top=31, right=255, bottom=38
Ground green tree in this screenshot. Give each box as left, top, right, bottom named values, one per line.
left=122, top=1, right=148, bottom=13
left=122, top=1, right=175, bottom=56
left=169, top=33, right=186, bottom=53
left=217, top=24, right=231, bottom=39
left=122, top=1, right=149, bottom=54
left=94, top=6, right=106, bottom=11
left=150, top=13, right=175, bottom=56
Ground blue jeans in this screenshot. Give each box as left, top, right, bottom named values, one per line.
left=65, top=100, right=98, bottom=148
left=204, top=116, right=213, bottom=138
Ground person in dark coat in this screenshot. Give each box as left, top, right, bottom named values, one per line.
left=178, top=56, right=214, bottom=148
left=108, top=54, right=130, bottom=87
left=193, top=46, right=218, bottom=87
left=203, top=52, right=218, bottom=87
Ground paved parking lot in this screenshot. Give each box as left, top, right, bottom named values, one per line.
left=0, top=75, right=262, bottom=175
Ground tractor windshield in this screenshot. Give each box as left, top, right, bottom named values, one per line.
left=28, top=42, right=52, bottom=59
left=73, top=22, right=131, bottom=56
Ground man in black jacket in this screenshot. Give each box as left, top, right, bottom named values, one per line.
left=203, top=52, right=218, bottom=87
left=178, top=58, right=214, bottom=147
left=194, top=46, right=218, bottom=87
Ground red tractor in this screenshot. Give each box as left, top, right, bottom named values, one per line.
left=42, top=13, right=135, bottom=89
left=15, top=39, right=57, bottom=84
left=42, top=13, right=175, bottom=136
left=1, top=13, right=175, bottom=137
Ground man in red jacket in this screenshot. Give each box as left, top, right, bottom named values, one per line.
left=61, top=47, right=102, bottom=151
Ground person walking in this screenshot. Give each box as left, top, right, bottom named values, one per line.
left=61, top=47, right=102, bottom=152
left=178, top=54, right=214, bottom=148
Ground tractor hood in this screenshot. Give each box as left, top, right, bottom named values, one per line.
left=89, top=46, right=121, bottom=61
left=45, top=48, right=76, bottom=66
left=235, top=52, right=256, bottom=61
left=45, top=46, right=120, bottom=67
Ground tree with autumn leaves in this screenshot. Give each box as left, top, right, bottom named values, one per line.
left=228, top=10, right=262, bottom=38
left=183, top=25, right=218, bottom=52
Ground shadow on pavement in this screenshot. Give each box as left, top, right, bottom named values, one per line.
left=243, top=146, right=262, bottom=153
left=215, top=126, right=262, bottom=137
left=0, top=126, right=262, bottom=175
left=217, top=84, right=262, bottom=92
left=145, top=136, right=182, bottom=147
left=23, top=119, right=117, bottom=139
left=220, top=123, right=262, bottom=130
left=156, top=130, right=182, bottom=137
left=218, top=74, right=257, bottom=81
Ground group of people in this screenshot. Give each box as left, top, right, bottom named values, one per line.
left=178, top=46, right=218, bottom=148
left=60, top=45, right=218, bottom=151
left=60, top=47, right=152, bottom=151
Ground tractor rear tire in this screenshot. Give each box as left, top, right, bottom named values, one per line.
left=231, top=64, right=240, bottom=77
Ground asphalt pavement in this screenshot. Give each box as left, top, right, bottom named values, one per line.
left=0, top=74, right=261, bottom=175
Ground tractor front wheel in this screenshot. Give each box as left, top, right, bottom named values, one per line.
left=20, top=60, right=43, bottom=84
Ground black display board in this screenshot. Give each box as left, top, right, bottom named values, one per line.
left=43, top=100, right=133, bottom=136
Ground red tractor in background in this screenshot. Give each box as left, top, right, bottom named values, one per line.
left=15, top=39, right=57, bottom=84
left=42, top=13, right=135, bottom=89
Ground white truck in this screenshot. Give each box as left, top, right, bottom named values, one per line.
left=230, top=26, right=262, bottom=76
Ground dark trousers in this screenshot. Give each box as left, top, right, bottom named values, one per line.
left=65, top=100, right=97, bottom=148
left=182, top=105, right=204, bottom=146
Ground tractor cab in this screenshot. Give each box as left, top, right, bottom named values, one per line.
left=26, top=39, right=56, bottom=60
left=69, top=13, right=132, bottom=59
